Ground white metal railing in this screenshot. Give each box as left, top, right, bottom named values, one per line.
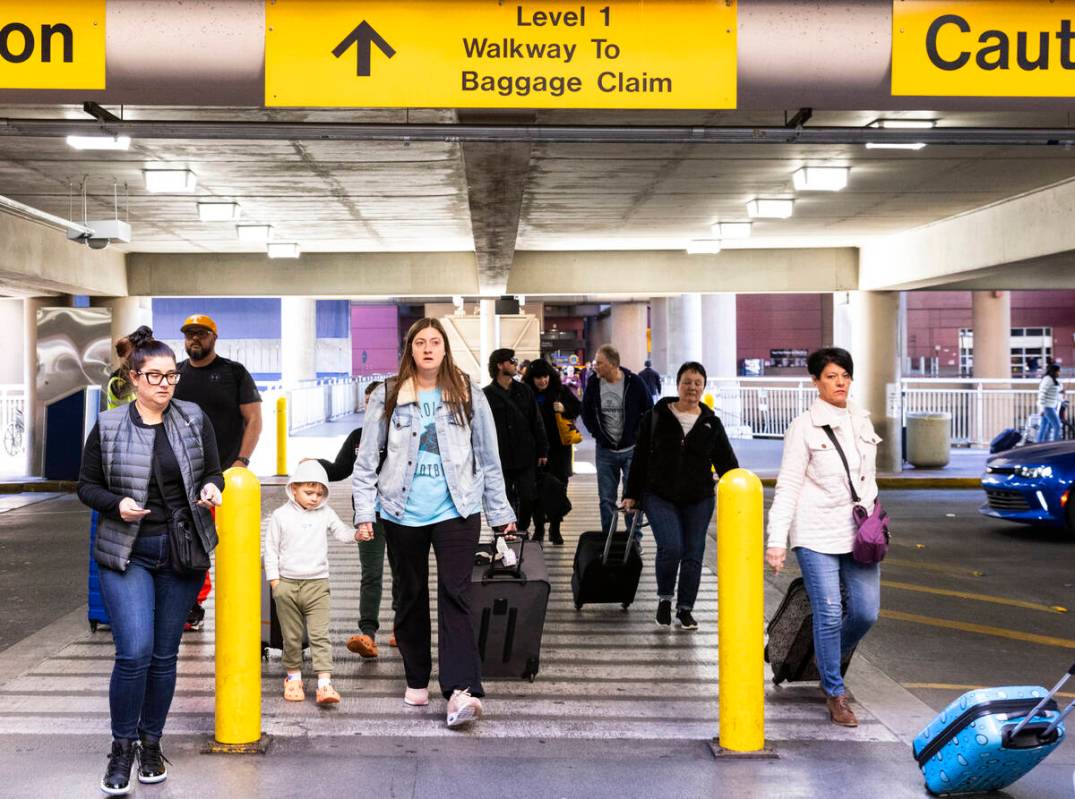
left=0, top=382, right=27, bottom=460
left=279, top=374, right=391, bottom=434
left=655, top=375, right=1050, bottom=446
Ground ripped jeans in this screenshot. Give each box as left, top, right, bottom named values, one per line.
left=794, top=547, right=880, bottom=698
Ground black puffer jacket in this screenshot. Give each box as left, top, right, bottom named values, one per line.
left=625, top=398, right=739, bottom=505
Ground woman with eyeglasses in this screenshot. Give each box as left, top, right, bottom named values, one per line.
left=78, top=326, right=224, bottom=795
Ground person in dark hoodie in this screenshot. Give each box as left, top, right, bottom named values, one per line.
left=581, top=344, right=654, bottom=539
left=622, top=361, right=738, bottom=631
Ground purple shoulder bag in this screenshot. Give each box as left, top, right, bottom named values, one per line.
left=821, top=425, right=890, bottom=565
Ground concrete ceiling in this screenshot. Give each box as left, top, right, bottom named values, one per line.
left=3, top=105, right=1075, bottom=297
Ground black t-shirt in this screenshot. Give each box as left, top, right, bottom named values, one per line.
left=174, top=355, right=261, bottom=466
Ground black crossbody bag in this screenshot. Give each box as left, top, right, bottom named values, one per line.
left=151, top=443, right=211, bottom=574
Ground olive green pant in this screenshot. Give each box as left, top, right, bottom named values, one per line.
left=272, top=577, right=333, bottom=673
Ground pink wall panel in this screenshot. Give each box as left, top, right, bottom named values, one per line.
left=351, top=304, right=400, bottom=375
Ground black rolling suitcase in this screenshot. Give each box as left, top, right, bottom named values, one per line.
left=765, top=577, right=855, bottom=684
left=571, top=511, right=643, bottom=611
left=470, top=538, right=550, bottom=682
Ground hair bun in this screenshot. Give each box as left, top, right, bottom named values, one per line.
left=127, top=325, right=156, bottom=349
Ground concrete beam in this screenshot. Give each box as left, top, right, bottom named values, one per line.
left=0, top=213, right=126, bottom=297
left=860, top=178, right=1075, bottom=291
left=459, top=113, right=534, bottom=296
left=507, top=249, right=858, bottom=295
left=127, top=252, right=479, bottom=297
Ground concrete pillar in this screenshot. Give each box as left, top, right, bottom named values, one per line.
left=667, top=293, right=703, bottom=372
left=280, top=297, right=317, bottom=386
left=609, top=303, right=648, bottom=373
left=91, top=297, right=153, bottom=359
left=849, top=291, right=901, bottom=473
left=0, top=299, right=24, bottom=384
left=701, top=294, right=737, bottom=378
left=832, top=291, right=853, bottom=350
left=479, top=299, right=496, bottom=384
left=24, top=298, right=46, bottom=476
left=972, top=290, right=1011, bottom=380
left=650, top=297, right=669, bottom=375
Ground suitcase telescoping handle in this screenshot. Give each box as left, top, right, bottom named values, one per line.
left=1008, top=660, right=1075, bottom=740
left=482, top=537, right=525, bottom=582
left=602, top=507, right=642, bottom=566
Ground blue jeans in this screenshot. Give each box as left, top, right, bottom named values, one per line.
left=98, top=533, right=206, bottom=741
left=644, top=493, right=714, bottom=611
left=596, top=446, right=637, bottom=539
left=1038, top=407, right=1061, bottom=443
left=794, top=547, right=880, bottom=698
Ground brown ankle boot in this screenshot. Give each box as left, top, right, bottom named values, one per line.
left=826, top=694, right=859, bottom=727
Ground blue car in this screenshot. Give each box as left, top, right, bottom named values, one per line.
left=980, top=441, right=1075, bottom=533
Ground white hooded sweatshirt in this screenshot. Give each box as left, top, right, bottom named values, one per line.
left=263, top=460, right=354, bottom=581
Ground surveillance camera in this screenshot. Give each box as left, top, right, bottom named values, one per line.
left=86, top=237, right=111, bottom=250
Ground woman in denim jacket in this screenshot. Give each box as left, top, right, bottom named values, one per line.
left=352, top=318, right=515, bottom=728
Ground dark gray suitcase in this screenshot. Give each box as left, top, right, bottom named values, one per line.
left=470, top=538, right=550, bottom=682
left=764, top=577, right=854, bottom=684
left=570, top=511, right=643, bottom=611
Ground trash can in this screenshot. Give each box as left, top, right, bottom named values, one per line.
left=906, top=412, right=951, bottom=468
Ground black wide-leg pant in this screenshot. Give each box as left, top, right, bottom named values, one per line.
left=382, top=513, right=484, bottom=699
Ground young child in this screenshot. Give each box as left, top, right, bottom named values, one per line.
left=264, top=460, right=369, bottom=704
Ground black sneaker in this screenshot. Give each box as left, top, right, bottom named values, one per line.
left=549, top=526, right=564, bottom=546
left=655, top=600, right=672, bottom=627
left=137, top=736, right=170, bottom=784
left=676, top=609, right=699, bottom=631
left=100, top=739, right=136, bottom=796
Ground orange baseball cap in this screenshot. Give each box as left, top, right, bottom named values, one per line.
left=180, top=314, right=218, bottom=334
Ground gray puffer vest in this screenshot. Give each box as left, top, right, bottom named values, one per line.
left=95, top=399, right=218, bottom=572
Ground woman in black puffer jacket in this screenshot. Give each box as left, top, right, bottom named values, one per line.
left=523, top=359, right=581, bottom=545
left=623, top=361, right=738, bottom=631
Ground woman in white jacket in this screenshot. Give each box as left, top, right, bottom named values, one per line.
left=1036, top=363, right=1063, bottom=443
left=765, top=348, right=882, bottom=728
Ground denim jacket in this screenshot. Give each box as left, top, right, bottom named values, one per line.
left=351, top=376, right=516, bottom=528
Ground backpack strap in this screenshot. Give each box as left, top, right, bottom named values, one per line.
left=821, top=424, right=862, bottom=505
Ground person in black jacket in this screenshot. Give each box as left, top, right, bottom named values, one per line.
left=309, top=380, right=397, bottom=659
left=523, top=359, right=582, bottom=544
left=581, top=344, right=654, bottom=538
left=483, top=348, right=549, bottom=535
left=623, top=361, right=738, bottom=631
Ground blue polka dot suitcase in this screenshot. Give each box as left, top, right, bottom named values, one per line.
left=912, top=664, right=1075, bottom=796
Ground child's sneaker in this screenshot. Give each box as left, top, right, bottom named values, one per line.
left=316, top=684, right=340, bottom=705
left=403, top=687, right=429, bottom=706
left=346, top=634, right=378, bottom=659
left=446, top=688, right=482, bottom=728
left=283, top=678, right=304, bottom=701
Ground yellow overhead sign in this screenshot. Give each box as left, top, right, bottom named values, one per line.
left=265, top=0, right=737, bottom=109
left=0, top=1, right=105, bottom=89
left=893, top=0, right=1075, bottom=97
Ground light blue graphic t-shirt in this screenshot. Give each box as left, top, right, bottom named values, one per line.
left=383, top=388, right=459, bottom=527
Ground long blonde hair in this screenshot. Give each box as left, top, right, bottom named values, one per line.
left=385, top=318, right=472, bottom=425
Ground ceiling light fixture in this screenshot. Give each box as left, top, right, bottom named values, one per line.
left=686, top=239, right=722, bottom=255
left=867, top=118, right=938, bottom=129
left=267, top=241, right=301, bottom=259
left=712, top=222, right=752, bottom=239
left=66, top=135, right=131, bottom=151
left=865, top=142, right=928, bottom=151
left=197, top=201, right=241, bottom=222
left=143, top=169, right=197, bottom=193
left=746, top=199, right=794, bottom=219
left=792, top=166, right=849, bottom=192
left=236, top=224, right=273, bottom=243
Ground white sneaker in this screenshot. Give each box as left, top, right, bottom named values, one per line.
left=403, top=687, right=429, bottom=706
left=446, top=689, right=483, bottom=728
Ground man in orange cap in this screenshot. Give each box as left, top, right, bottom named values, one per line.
left=174, top=313, right=263, bottom=630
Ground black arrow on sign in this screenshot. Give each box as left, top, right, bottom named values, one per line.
left=332, top=21, right=396, bottom=77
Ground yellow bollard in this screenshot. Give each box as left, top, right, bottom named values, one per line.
left=715, top=468, right=768, bottom=754
left=703, top=392, right=715, bottom=409
left=275, top=395, right=288, bottom=477
left=213, top=466, right=263, bottom=749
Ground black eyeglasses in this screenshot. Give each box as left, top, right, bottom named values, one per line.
left=137, top=371, right=181, bottom=386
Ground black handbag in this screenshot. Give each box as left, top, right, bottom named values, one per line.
left=152, top=449, right=211, bottom=574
